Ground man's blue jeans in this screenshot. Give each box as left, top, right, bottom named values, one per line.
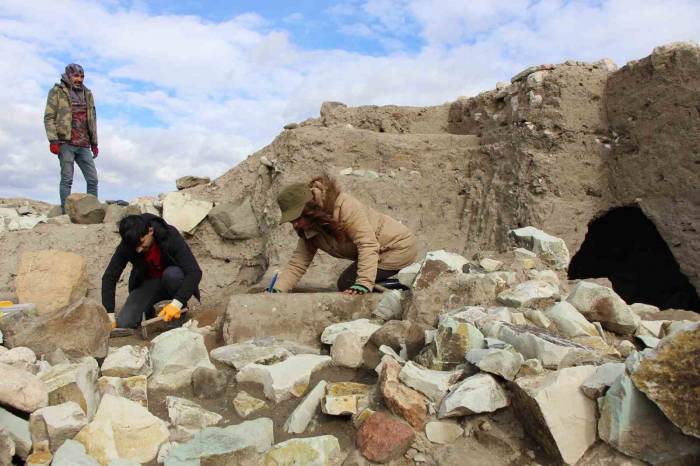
left=59, top=143, right=98, bottom=213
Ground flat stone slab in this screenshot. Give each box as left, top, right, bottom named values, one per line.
left=284, top=381, right=327, bottom=434
left=511, top=366, right=597, bottom=465
left=222, top=293, right=382, bottom=349
left=236, top=354, right=332, bottom=402
left=210, top=341, right=292, bottom=370
left=164, top=418, right=274, bottom=465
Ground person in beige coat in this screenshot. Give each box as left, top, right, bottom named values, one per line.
left=273, top=175, right=418, bottom=294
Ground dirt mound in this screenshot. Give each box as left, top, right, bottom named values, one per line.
left=0, top=42, right=698, bottom=312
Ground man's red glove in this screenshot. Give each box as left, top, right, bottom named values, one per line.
left=91, top=145, right=99, bottom=158
left=49, top=143, right=61, bottom=155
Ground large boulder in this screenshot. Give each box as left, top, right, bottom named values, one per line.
left=222, top=293, right=382, bottom=349
left=74, top=394, right=169, bottom=465
left=161, top=192, right=212, bottom=234
left=149, top=328, right=215, bottom=391
left=29, top=401, right=87, bottom=453
left=510, top=366, right=598, bottom=465
left=0, top=362, right=47, bottom=413
left=65, top=194, right=105, bottom=224
left=14, top=250, right=88, bottom=315
left=630, top=322, right=700, bottom=438
left=509, top=226, right=570, bottom=270
left=207, top=199, right=260, bottom=240
left=0, top=298, right=111, bottom=359
left=598, top=372, right=700, bottom=464
left=566, top=281, right=640, bottom=335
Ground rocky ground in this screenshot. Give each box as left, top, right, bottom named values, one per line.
left=0, top=42, right=698, bottom=465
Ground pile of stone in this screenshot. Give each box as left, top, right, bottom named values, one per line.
left=0, top=205, right=47, bottom=233
left=208, top=226, right=699, bottom=465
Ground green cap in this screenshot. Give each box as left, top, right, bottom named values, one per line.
left=277, top=183, right=312, bottom=224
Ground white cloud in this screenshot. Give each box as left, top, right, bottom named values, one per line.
left=1, top=0, right=699, bottom=204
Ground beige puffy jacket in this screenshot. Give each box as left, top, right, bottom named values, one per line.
left=276, top=190, right=417, bottom=291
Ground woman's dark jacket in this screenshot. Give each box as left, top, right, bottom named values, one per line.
left=101, top=213, right=202, bottom=312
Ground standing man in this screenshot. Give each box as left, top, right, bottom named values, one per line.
left=102, top=214, right=202, bottom=330
left=44, top=63, right=99, bottom=213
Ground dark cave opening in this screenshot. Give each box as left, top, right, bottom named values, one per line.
left=568, top=206, right=700, bottom=311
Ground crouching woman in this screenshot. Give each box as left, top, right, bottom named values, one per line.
left=273, top=175, right=418, bottom=294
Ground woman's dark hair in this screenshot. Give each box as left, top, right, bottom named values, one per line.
left=118, top=215, right=150, bottom=249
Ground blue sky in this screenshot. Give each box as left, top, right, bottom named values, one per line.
left=1, top=0, right=699, bottom=204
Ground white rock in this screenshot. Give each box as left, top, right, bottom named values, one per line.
left=617, top=340, right=636, bottom=357
left=466, top=348, right=524, bottom=381
left=636, top=334, right=660, bottom=348
left=166, top=396, right=222, bottom=435
left=161, top=192, right=212, bottom=233
left=438, top=373, right=509, bottom=418
left=510, top=226, right=570, bottom=270
left=52, top=439, right=99, bottom=466
left=497, top=280, right=559, bottom=308
left=40, top=357, right=98, bottom=420
left=527, top=269, right=560, bottom=286
left=580, top=363, right=625, bottom=399
left=0, top=407, right=32, bottom=459
left=284, top=381, right=327, bottom=434
left=486, top=306, right=512, bottom=324
left=636, top=320, right=665, bottom=338
left=373, top=289, right=404, bottom=320
left=397, top=262, right=422, bottom=288
left=264, top=435, right=341, bottom=466
left=0, top=362, right=47, bottom=413
left=512, top=366, right=597, bottom=465
left=398, top=361, right=461, bottom=403
left=330, top=332, right=365, bottom=369
left=149, top=328, right=215, bottom=390
left=74, top=394, right=169, bottom=465
left=566, top=281, right=640, bottom=334
left=479, top=258, right=503, bottom=272
left=630, top=303, right=660, bottom=316
left=545, top=301, right=599, bottom=338
left=101, top=345, right=152, bottom=378
left=511, top=312, right=527, bottom=326
left=425, top=421, right=463, bottom=444
left=235, top=354, right=332, bottom=402
left=210, top=341, right=292, bottom=370
left=156, top=442, right=176, bottom=464
left=29, top=401, right=87, bottom=453
left=320, top=319, right=381, bottom=345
